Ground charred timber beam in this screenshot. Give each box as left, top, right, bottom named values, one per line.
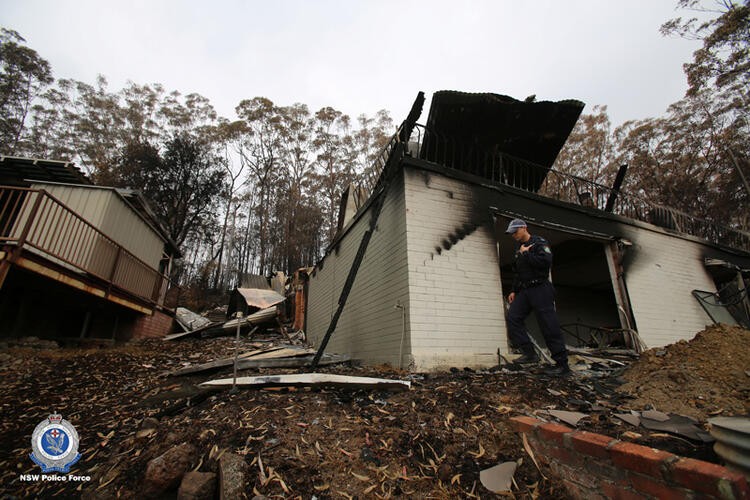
left=605, top=164, right=628, bottom=213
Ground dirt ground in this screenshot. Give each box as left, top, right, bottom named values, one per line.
left=0, top=323, right=747, bottom=499
left=617, top=323, right=750, bottom=420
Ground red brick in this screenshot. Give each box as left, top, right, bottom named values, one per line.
left=553, top=461, right=598, bottom=489
left=585, top=457, right=627, bottom=483
left=509, top=415, right=542, bottom=434
left=569, top=431, right=617, bottom=459
left=668, top=457, right=750, bottom=498
left=610, top=441, right=675, bottom=478
left=132, top=310, right=175, bottom=339
left=628, top=472, right=691, bottom=500
left=561, top=478, right=606, bottom=500
left=523, top=438, right=551, bottom=466
left=538, top=422, right=572, bottom=445
left=545, top=444, right=583, bottom=468
left=723, top=476, right=750, bottom=500
left=601, top=480, right=643, bottom=500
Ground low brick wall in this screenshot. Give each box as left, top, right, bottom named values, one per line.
left=510, top=416, right=749, bottom=500
left=130, top=309, right=175, bottom=339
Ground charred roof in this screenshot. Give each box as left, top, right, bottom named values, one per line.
left=420, top=91, right=584, bottom=191
left=0, top=156, right=92, bottom=187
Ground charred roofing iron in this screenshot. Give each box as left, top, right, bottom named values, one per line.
left=421, top=91, right=584, bottom=191
left=0, top=155, right=92, bottom=186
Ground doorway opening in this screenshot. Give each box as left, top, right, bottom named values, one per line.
left=493, top=213, right=637, bottom=352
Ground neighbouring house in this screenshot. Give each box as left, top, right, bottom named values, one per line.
left=306, top=91, right=750, bottom=371
left=0, top=156, right=181, bottom=342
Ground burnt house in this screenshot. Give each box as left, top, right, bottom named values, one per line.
left=306, top=91, right=750, bottom=371
left=0, top=156, right=181, bottom=342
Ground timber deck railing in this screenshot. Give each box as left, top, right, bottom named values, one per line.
left=362, top=124, right=750, bottom=252
left=0, top=186, right=176, bottom=307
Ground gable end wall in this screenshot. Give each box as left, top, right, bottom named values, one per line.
left=306, top=173, right=410, bottom=367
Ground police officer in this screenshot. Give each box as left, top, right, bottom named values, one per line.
left=505, top=219, right=570, bottom=375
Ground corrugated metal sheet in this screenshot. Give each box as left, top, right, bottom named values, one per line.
left=239, top=274, right=271, bottom=289
left=421, top=91, right=584, bottom=191
left=236, top=288, right=285, bottom=309
left=32, top=183, right=164, bottom=268
left=99, top=192, right=163, bottom=266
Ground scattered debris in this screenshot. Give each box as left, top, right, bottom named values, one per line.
left=613, top=413, right=641, bottom=427
left=640, top=412, right=713, bottom=442
left=479, top=461, right=518, bottom=494
left=227, top=288, right=285, bottom=317
left=168, top=347, right=350, bottom=376
left=167, top=346, right=291, bottom=376
left=203, top=306, right=228, bottom=323
left=621, top=431, right=643, bottom=440
left=545, top=409, right=589, bottom=427
left=165, top=307, right=279, bottom=341
left=226, top=353, right=350, bottom=370
left=199, top=373, right=411, bottom=391
left=175, top=308, right=213, bottom=332
left=708, top=416, right=750, bottom=478
left=642, top=409, right=670, bottom=422
left=2, top=324, right=748, bottom=498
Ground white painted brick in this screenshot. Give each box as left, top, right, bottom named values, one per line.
left=403, top=168, right=509, bottom=370
left=310, top=163, right=725, bottom=372
left=621, top=226, right=715, bottom=349
left=307, top=173, right=410, bottom=367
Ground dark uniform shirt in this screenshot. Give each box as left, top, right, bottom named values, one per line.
left=512, top=235, right=553, bottom=292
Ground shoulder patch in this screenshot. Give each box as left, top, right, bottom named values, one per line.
left=544, top=246, right=552, bottom=254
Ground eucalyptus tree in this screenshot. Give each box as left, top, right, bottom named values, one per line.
left=151, top=133, right=228, bottom=248
left=644, top=0, right=750, bottom=226
left=661, top=0, right=749, bottom=99
left=208, top=118, right=251, bottom=289
left=553, top=105, right=616, bottom=186
left=0, top=28, right=53, bottom=154
left=353, top=110, right=394, bottom=187
left=312, top=106, right=356, bottom=243
left=276, top=103, right=320, bottom=273
left=235, top=97, right=285, bottom=276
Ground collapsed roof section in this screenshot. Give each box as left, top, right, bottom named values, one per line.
left=0, top=155, right=92, bottom=186
left=420, top=91, right=584, bottom=191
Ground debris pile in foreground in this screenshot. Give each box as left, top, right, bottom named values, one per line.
left=617, top=323, right=750, bottom=420
left=1, top=324, right=747, bottom=498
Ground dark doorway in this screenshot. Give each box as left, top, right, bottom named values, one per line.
left=494, top=215, right=626, bottom=350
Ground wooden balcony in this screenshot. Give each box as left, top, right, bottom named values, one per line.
left=0, top=186, right=174, bottom=314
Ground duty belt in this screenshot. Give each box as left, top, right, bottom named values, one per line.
left=518, top=279, right=546, bottom=290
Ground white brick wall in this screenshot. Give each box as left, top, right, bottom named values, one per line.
left=307, top=162, right=728, bottom=371
left=306, top=173, right=411, bottom=367
left=619, top=226, right=715, bottom=348
left=403, top=168, right=507, bottom=371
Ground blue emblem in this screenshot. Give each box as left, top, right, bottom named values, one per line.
left=30, top=414, right=81, bottom=473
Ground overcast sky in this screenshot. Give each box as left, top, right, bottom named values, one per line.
left=2, top=0, right=703, bottom=128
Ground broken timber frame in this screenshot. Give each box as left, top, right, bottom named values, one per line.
left=311, top=92, right=425, bottom=369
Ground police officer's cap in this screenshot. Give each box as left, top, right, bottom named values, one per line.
left=505, top=218, right=527, bottom=234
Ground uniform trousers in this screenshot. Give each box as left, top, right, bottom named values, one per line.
left=506, top=281, right=568, bottom=365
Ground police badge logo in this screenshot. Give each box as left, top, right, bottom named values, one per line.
left=30, top=413, right=81, bottom=473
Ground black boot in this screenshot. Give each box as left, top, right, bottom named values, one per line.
left=543, top=363, right=571, bottom=376
left=513, top=350, right=539, bottom=365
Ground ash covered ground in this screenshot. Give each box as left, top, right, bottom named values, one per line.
left=0, top=323, right=746, bottom=498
